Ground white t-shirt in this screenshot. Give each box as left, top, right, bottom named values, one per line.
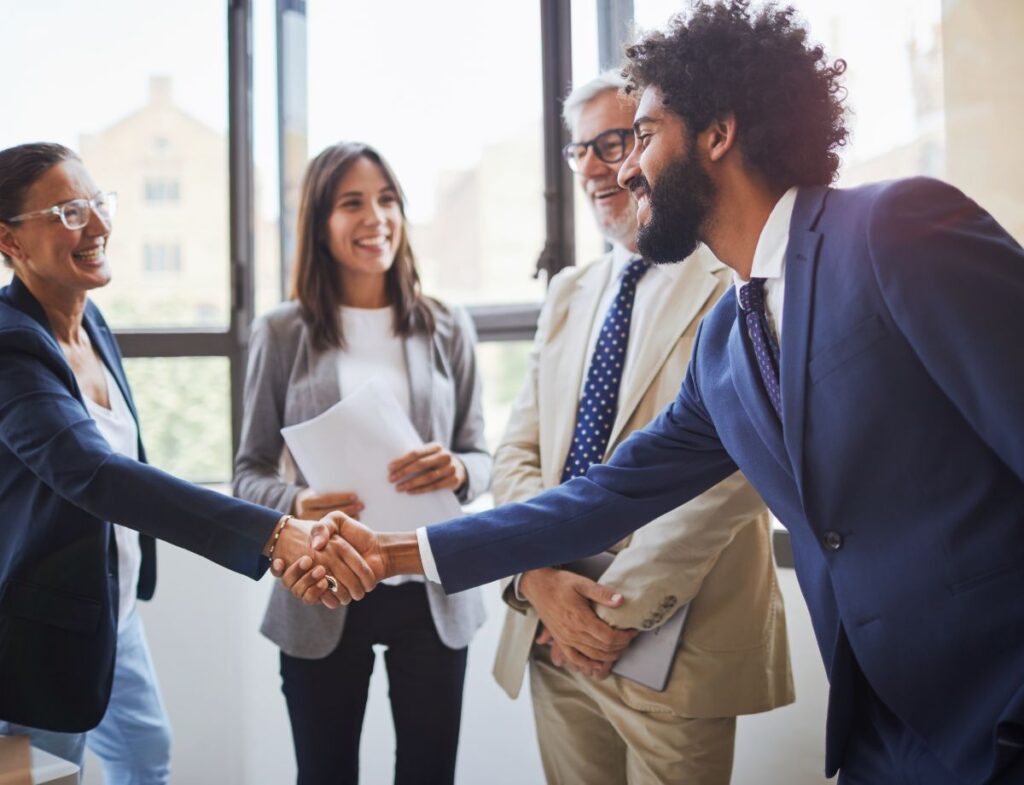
left=336, top=306, right=422, bottom=586
left=83, top=364, right=142, bottom=627
left=336, top=306, right=412, bottom=417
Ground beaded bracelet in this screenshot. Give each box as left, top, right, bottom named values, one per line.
left=266, top=514, right=292, bottom=560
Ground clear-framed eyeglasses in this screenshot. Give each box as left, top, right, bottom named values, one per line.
left=561, top=128, right=634, bottom=173
left=5, top=192, right=118, bottom=231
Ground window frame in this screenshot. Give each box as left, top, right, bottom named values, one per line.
left=115, top=0, right=254, bottom=458
left=111, top=1, right=634, bottom=455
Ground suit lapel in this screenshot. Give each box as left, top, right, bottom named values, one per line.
left=301, top=328, right=343, bottom=417
left=404, top=330, right=433, bottom=442
left=83, top=309, right=137, bottom=421
left=780, top=186, right=829, bottom=498
left=606, top=251, right=719, bottom=452
left=546, top=258, right=613, bottom=485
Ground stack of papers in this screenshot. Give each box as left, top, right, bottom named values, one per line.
left=281, top=380, right=463, bottom=532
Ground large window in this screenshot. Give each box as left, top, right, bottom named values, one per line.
left=631, top=0, right=1023, bottom=242
left=303, top=0, right=547, bottom=306
left=2, top=4, right=232, bottom=330
left=123, top=357, right=232, bottom=482
left=1, top=0, right=243, bottom=483
left=4, top=0, right=1021, bottom=488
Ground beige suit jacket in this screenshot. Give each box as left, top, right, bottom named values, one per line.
left=491, top=248, right=794, bottom=719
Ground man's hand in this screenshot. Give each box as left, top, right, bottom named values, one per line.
left=293, top=488, right=364, bottom=520
left=268, top=516, right=378, bottom=607
left=388, top=443, right=467, bottom=495
left=519, top=567, right=637, bottom=679
left=536, top=628, right=614, bottom=680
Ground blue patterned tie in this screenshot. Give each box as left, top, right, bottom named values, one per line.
left=562, top=258, right=650, bottom=482
left=738, top=277, right=782, bottom=418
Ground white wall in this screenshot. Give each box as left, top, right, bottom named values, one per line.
left=83, top=538, right=834, bottom=785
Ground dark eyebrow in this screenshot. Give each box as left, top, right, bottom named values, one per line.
left=632, top=116, right=658, bottom=134
left=337, top=186, right=397, bottom=200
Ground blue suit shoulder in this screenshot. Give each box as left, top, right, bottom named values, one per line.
left=0, top=291, right=65, bottom=371
left=832, top=176, right=982, bottom=248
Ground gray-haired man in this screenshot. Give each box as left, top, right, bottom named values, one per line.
left=488, top=72, right=794, bottom=785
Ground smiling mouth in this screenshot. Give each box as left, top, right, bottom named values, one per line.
left=354, top=236, right=390, bottom=249
left=592, top=187, right=623, bottom=202
left=73, top=243, right=105, bottom=264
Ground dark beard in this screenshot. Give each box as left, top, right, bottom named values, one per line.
left=635, top=146, right=716, bottom=264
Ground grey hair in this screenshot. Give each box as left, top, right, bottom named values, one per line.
left=561, top=70, right=630, bottom=135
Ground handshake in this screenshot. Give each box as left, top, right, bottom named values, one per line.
left=265, top=512, right=421, bottom=609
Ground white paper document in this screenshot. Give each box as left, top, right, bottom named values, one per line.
left=280, top=379, right=463, bottom=532
left=566, top=552, right=689, bottom=692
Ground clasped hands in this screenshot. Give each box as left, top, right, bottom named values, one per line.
left=520, top=567, right=638, bottom=681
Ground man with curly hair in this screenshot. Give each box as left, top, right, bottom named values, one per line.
left=490, top=71, right=793, bottom=785
left=284, top=2, right=1024, bottom=783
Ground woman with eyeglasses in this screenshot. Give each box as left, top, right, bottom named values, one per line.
left=0, top=142, right=377, bottom=783
left=233, top=142, right=490, bottom=785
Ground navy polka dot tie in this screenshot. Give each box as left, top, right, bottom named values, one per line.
left=561, top=258, right=650, bottom=483
left=738, top=277, right=782, bottom=418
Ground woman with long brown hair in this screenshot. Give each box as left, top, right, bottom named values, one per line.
left=233, top=142, right=489, bottom=785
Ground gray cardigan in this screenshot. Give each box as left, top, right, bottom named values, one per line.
left=233, top=300, right=489, bottom=656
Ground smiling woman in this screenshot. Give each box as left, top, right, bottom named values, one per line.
left=0, top=142, right=375, bottom=785
left=0, top=154, right=115, bottom=295
left=233, top=141, right=492, bottom=785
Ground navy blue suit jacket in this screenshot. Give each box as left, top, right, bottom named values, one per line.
left=0, top=277, right=280, bottom=732
left=427, top=178, right=1024, bottom=782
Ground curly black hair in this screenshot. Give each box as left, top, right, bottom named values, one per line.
left=623, top=0, right=850, bottom=189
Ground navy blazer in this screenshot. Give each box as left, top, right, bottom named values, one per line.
left=426, top=178, right=1024, bottom=783
left=0, top=276, right=280, bottom=732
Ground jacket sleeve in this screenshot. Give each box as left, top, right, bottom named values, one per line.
left=594, top=470, right=767, bottom=630
left=868, top=177, right=1024, bottom=482
left=427, top=321, right=740, bottom=594
left=446, top=306, right=491, bottom=504
left=232, top=315, right=301, bottom=514
left=0, top=328, right=279, bottom=578
left=490, top=271, right=568, bottom=611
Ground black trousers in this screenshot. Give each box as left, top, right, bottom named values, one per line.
left=280, top=583, right=468, bottom=785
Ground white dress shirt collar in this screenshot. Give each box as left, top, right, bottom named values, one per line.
left=733, top=186, right=798, bottom=291
left=610, top=241, right=639, bottom=277
left=732, top=186, right=799, bottom=341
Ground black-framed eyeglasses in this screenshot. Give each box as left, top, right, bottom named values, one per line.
left=5, top=192, right=118, bottom=231
left=561, top=128, right=634, bottom=172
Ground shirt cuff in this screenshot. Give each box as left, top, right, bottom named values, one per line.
left=513, top=573, right=528, bottom=603
left=416, top=527, right=441, bottom=584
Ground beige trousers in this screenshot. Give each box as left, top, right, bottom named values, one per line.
left=529, top=646, right=736, bottom=785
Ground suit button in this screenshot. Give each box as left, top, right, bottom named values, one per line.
left=823, top=531, right=843, bottom=551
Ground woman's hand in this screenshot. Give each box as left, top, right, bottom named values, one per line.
left=388, top=443, right=466, bottom=495
left=293, top=488, right=363, bottom=520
